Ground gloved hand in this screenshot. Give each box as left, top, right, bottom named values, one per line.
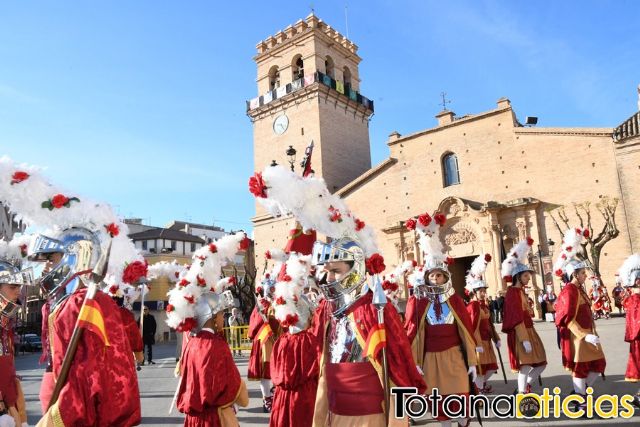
left=522, top=340, right=532, bottom=353
left=467, top=366, right=477, bottom=382
left=495, top=340, right=501, bottom=349
left=416, top=365, right=424, bottom=376
left=476, top=346, right=484, bottom=353
left=585, top=334, right=600, bottom=346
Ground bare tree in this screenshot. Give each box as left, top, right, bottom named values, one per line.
left=548, top=196, right=620, bottom=282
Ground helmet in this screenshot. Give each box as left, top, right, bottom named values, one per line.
left=565, top=259, right=589, bottom=279
left=0, top=260, right=33, bottom=319
left=423, top=264, right=453, bottom=299
left=312, top=237, right=366, bottom=316
left=28, top=227, right=102, bottom=303
left=193, top=290, right=235, bottom=333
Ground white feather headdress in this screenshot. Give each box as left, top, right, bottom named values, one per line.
left=619, top=254, right=640, bottom=288
left=272, top=253, right=314, bottom=331
left=405, top=212, right=449, bottom=272
left=466, top=254, right=492, bottom=291
left=501, top=237, right=534, bottom=281
left=552, top=227, right=590, bottom=278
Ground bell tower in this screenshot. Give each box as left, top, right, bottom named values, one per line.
left=248, top=14, right=374, bottom=257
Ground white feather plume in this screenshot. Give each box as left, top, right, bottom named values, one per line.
left=619, top=254, right=640, bottom=288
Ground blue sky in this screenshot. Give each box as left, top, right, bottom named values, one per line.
left=1, top=1, right=638, bottom=232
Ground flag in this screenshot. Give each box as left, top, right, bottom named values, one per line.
left=78, top=299, right=110, bottom=346
left=364, top=322, right=386, bottom=360
left=263, top=91, right=274, bottom=104
left=304, top=74, right=315, bottom=86
left=249, top=97, right=260, bottom=109
left=336, top=80, right=344, bottom=94
left=256, top=323, right=273, bottom=344
left=276, top=85, right=287, bottom=99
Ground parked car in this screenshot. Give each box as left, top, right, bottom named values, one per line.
left=21, top=334, right=42, bottom=352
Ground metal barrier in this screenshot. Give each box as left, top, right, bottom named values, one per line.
left=222, top=326, right=252, bottom=351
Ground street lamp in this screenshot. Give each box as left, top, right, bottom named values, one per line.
left=286, top=145, right=297, bottom=172
left=536, top=238, right=556, bottom=286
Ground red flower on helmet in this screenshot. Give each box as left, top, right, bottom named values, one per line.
left=565, top=246, right=573, bottom=252
left=275, top=296, right=286, bottom=305
left=11, top=171, right=29, bottom=185
left=19, top=244, right=28, bottom=258
left=122, top=260, right=148, bottom=284
left=260, top=298, right=271, bottom=311
left=109, top=285, right=119, bottom=295
left=583, top=229, right=590, bottom=238
left=328, top=206, right=343, bottom=223
left=228, top=276, right=237, bottom=285
left=446, top=257, right=455, bottom=265
left=248, top=172, right=268, bottom=198
left=184, top=295, right=195, bottom=304
left=105, top=223, right=120, bottom=237
left=411, top=260, right=418, bottom=267
left=382, top=280, right=398, bottom=292
left=196, top=275, right=206, bottom=287
left=284, top=313, right=299, bottom=327
left=208, top=243, right=217, bottom=253
left=418, top=213, right=432, bottom=227
left=526, top=237, right=534, bottom=246
left=355, top=218, right=365, bottom=231
left=265, top=250, right=272, bottom=259
left=166, top=304, right=175, bottom=313
left=42, top=193, right=80, bottom=210
left=174, top=271, right=180, bottom=279
left=239, top=237, right=251, bottom=251
left=484, top=254, right=492, bottom=263
left=365, top=253, right=386, bottom=275
left=178, top=278, right=189, bottom=288
left=256, top=285, right=263, bottom=295
left=177, top=317, right=196, bottom=332
left=555, top=269, right=564, bottom=277
left=405, top=218, right=417, bottom=231
left=434, top=213, right=447, bottom=226
left=282, top=274, right=292, bottom=282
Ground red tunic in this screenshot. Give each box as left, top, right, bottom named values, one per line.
left=119, top=306, right=143, bottom=353
left=624, top=294, right=640, bottom=381
left=41, top=288, right=141, bottom=426
left=177, top=330, right=243, bottom=427
left=467, top=300, right=499, bottom=374
left=555, top=282, right=606, bottom=378
left=247, top=307, right=279, bottom=380
left=0, top=317, right=17, bottom=408
left=502, top=286, right=547, bottom=371
left=269, top=330, right=320, bottom=427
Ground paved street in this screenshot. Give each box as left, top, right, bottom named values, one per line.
left=15, top=315, right=640, bottom=426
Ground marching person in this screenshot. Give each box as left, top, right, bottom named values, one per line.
left=465, top=254, right=501, bottom=394
left=404, top=212, right=477, bottom=427
left=612, top=275, right=626, bottom=315
left=540, top=284, right=557, bottom=322
left=166, top=233, right=251, bottom=426
left=553, top=228, right=606, bottom=408
left=618, top=255, right=640, bottom=382
left=501, top=238, right=547, bottom=394
left=228, top=307, right=244, bottom=357
left=0, top=258, right=29, bottom=427
left=248, top=164, right=425, bottom=426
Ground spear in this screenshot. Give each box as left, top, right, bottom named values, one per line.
left=372, top=276, right=390, bottom=425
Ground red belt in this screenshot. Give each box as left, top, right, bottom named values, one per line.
left=425, top=324, right=461, bottom=352
left=325, top=362, right=384, bottom=416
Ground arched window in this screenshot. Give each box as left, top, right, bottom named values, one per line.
left=325, top=56, right=335, bottom=78
left=292, top=55, right=304, bottom=80
left=268, top=66, right=280, bottom=91
left=442, top=152, right=460, bottom=187
left=343, top=66, right=351, bottom=88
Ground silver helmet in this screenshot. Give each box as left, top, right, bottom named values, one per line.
left=422, top=264, right=453, bottom=300
left=193, top=290, right=235, bottom=333
left=27, top=227, right=102, bottom=303
left=0, top=260, right=33, bottom=319
left=312, top=237, right=367, bottom=317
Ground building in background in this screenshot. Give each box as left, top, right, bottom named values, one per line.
left=125, top=219, right=253, bottom=342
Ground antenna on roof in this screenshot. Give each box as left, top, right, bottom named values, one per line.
left=345, top=4, right=350, bottom=39
left=439, top=92, right=451, bottom=111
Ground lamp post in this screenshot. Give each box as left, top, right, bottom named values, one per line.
left=286, top=145, right=297, bottom=172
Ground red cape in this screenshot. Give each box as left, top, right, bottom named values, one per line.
left=44, top=289, right=141, bottom=426
left=0, top=318, right=17, bottom=407
left=269, top=330, right=320, bottom=427
left=119, top=306, right=143, bottom=353
left=177, top=330, right=242, bottom=427
left=625, top=294, right=640, bottom=343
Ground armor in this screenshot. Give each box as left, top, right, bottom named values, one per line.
left=193, top=290, right=235, bottom=333
left=312, top=238, right=367, bottom=317
left=425, top=294, right=456, bottom=325
left=327, top=315, right=365, bottom=363
left=27, top=227, right=102, bottom=307
left=0, top=260, right=33, bottom=319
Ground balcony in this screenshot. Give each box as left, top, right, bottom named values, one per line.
left=613, top=111, right=640, bottom=142
left=246, top=71, right=374, bottom=113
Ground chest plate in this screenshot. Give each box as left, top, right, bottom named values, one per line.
left=426, top=300, right=454, bottom=325
left=327, top=316, right=365, bottom=363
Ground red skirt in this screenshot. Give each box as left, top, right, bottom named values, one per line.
left=430, top=393, right=470, bottom=421
left=247, top=340, right=270, bottom=380
left=626, top=341, right=640, bottom=381
left=573, top=359, right=606, bottom=379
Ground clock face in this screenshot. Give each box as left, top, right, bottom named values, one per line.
left=273, top=114, right=289, bottom=135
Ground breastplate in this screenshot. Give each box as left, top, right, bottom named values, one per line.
left=327, top=316, right=366, bottom=363
left=426, top=300, right=454, bottom=325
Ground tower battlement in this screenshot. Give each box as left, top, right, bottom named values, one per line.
left=255, top=13, right=358, bottom=57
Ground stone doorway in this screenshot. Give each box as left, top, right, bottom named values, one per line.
left=448, top=255, right=475, bottom=296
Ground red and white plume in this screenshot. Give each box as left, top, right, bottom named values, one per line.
left=165, top=232, right=246, bottom=332
left=382, top=260, right=416, bottom=308
left=249, top=165, right=379, bottom=258
left=552, top=227, right=589, bottom=277
left=0, top=234, right=32, bottom=262
left=619, top=254, right=640, bottom=288
left=0, top=156, right=144, bottom=284
left=272, top=253, right=313, bottom=331
left=466, top=254, right=492, bottom=291
left=148, top=260, right=188, bottom=283
left=501, top=238, right=534, bottom=281
left=405, top=212, right=449, bottom=271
